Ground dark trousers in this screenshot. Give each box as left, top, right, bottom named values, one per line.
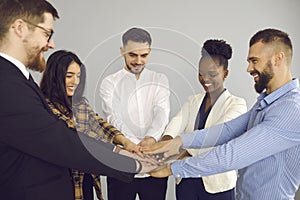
left=83, top=174, right=94, bottom=200
left=107, top=176, right=168, bottom=200
left=176, top=178, right=235, bottom=200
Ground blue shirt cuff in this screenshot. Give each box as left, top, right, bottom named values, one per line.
left=170, top=161, right=183, bottom=178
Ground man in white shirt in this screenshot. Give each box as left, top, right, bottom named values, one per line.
left=100, top=27, right=170, bottom=200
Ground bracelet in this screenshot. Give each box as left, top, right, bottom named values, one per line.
left=111, top=132, right=124, bottom=143
left=114, top=132, right=124, bottom=137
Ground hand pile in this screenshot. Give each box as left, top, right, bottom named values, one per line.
left=117, top=136, right=184, bottom=177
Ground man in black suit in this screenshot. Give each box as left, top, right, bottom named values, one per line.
left=0, top=1, right=152, bottom=199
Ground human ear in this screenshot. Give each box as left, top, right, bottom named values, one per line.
left=223, top=69, right=229, bottom=79
left=274, top=52, right=284, bottom=67
left=12, top=19, right=26, bottom=39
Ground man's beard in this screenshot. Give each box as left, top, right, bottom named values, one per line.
left=126, top=63, right=144, bottom=75
left=24, top=38, right=46, bottom=72
left=254, top=61, right=274, bottom=93
left=27, top=54, right=46, bottom=72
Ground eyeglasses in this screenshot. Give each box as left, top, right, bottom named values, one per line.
left=23, top=19, right=54, bottom=42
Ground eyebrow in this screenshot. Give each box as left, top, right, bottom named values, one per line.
left=128, top=52, right=149, bottom=56
left=247, top=57, right=257, bottom=62
left=23, top=19, right=53, bottom=34
left=43, top=27, right=53, bottom=34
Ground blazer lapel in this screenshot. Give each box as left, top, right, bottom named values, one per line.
left=205, top=90, right=229, bottom=127
left=27, top=74, right=52, bottom=113
left=0, top=56, right=52, bottom=114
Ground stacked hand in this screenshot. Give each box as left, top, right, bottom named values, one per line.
left=117, top=136, right=184, bottom=176
left=147, top=163, right=173, bottom=178
left=138, top=136, right=156, bottom=147
left=141, top=136, right=183, bottom=159
left=139, top=136, right=185, bottom=177
left=122, top=139, right=143, bottom=157
left=114, top=134, right=143, bottom=157
left=118, top=148, right=162, bottom=173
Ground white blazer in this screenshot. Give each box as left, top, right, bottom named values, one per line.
left=163, top=90, right=247, bottom=193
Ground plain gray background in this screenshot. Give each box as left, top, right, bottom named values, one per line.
left=33, top=1, right=300, bottom=199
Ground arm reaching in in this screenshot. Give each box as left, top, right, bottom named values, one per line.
left=113, top=133, right=143, bottom=157
left=141, top=136, right=183, bottom=159
left=117, top=148, right=160, bottom=165
left=138, top=136, right=156, bottom=147
left=139, top=160, right=162, bottom=174
left=148, top=163, right=172, bottom=178
left=116, top=147, right=162, bottom=174
left=160, top=135, right=191, bottom=160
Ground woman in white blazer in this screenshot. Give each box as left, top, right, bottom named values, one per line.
left=162, top=39, right=247, bottom=200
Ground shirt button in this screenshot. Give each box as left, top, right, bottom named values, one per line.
left=176, top=174, right=180, bottom=178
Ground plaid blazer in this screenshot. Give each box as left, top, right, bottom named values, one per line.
left=46, top=98, right=122, bottom=200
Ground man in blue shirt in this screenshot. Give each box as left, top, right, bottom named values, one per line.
left=142, top=28, right=300, bottom=200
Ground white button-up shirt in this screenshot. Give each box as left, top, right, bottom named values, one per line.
left=100, top=68, right=170, bottom=144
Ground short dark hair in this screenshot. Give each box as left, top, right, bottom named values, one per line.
left=249, top=28, right=293, bottom=61
left=200, top=39, right=232, bottom=70
left=40, top=50, right=86, bottom=117
left=0, top=0, right=59, bottom=40
left=250, top=28, right=292, bottom=48
left=122, top=27, right=152, bottom=46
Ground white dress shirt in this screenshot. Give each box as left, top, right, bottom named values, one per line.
left=100, top=68, right=170, bottom=144
left=164, top=90, right=247, bottom=193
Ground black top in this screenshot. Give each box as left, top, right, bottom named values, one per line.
left=194, top=90, right=226, bottom=130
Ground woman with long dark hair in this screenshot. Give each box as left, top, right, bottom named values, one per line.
left=40, top=50, right=141, bottom=200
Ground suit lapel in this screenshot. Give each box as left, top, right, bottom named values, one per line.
left=0, top=57, right=52, bottom=114
left=27, top=74, right=52, bottom=113
left=205, top=90, right=229, bottom=127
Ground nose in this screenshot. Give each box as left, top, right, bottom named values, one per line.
left=71, top=76, right=80, bottom=85
left=47, top=38, right=55, bottom=49
left=75, top=76, right=80, bottom=85
left=200, top=74, right=210, bottom=82
left=247, top=64, right=253, bottom=73
left=136, top=56, right=142, bottom=64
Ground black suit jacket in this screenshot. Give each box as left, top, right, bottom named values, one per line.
left=0, top=57, right=136, bottom=200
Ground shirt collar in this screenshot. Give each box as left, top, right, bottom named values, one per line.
left=0, top=52, right=30, bottom=80
left=258, top=78, right=299, bottom=109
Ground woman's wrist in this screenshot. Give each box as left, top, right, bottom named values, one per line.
left=113, top=132, right=125, bottom=145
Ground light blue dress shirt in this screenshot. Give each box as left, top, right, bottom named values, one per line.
left=171, top=79, right=300, bottom=200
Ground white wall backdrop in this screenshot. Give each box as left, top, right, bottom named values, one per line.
left=34, top=1, right=300, bottom=199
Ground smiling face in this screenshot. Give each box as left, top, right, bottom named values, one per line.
left=247, top=41, right=275, bottom=93
left=121, top=40, right=151, bottom=78
left=24, top=12, right=55, bottom=72
left=198, top=57, right=228, bottom=95
left=65, top=61, right=81, bottom=97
